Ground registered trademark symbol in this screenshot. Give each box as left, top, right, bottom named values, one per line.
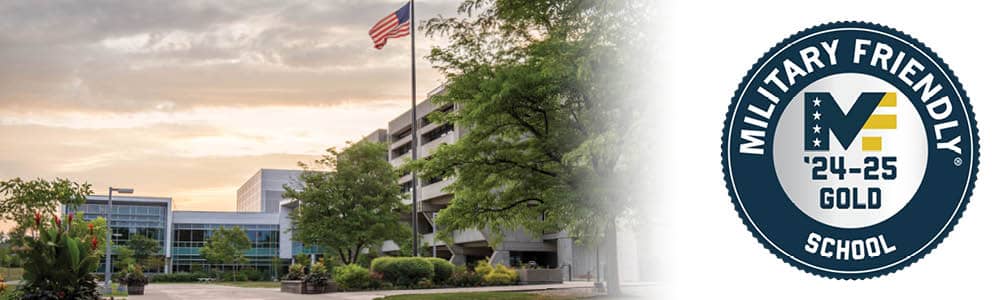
left=954, top=157, right=963, bottom=166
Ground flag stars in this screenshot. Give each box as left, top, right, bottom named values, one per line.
left=812, top=111, right=822, bottom=120
left=812, top=138, right=822, bottom=148
left=812, top=124, right=822, bottom=133
left=812, top=97, right=822, bottom=107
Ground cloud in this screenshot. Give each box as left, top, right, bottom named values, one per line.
left=0, top=0, right=468, bottom=215
left=0, top=0, right=461, bottom=112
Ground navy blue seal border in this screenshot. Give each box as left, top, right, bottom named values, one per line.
left=720, top=21, right=980, bottom=279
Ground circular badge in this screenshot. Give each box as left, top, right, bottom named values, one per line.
left=721, top=22, right=979, bottom=279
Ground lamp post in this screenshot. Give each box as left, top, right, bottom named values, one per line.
left=106, top=187, right=133, bottom=295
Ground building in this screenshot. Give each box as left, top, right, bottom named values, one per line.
left=236, top=169, right=303, bottom=213
left=65, top=196, right=173, bottom=273
left=380, top=86, right=616, bottom=281
left=66, top=86, right=641, bottom=282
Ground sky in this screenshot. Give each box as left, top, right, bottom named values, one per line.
left=0, top=0, right=461, bottom=212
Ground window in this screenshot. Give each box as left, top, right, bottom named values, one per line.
left=421, top=123, right=455, bottom=144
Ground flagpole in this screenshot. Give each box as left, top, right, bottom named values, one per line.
left=409, top=0, right=420, bottom=257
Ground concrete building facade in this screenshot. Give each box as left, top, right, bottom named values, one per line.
left=236, top=169, right=303, bottom=213
left=66, top=86, right=642, bottom=282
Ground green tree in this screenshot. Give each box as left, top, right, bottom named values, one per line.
left=285, top=140, right=409, bottom=265
left=127, top=234, right=163, bottom=271
left=200, top=226, right=251, bottom=280
left=113, top=245, right=136, bottom=272
left=419, top=0, right=648, bottom=295
left=0, top=178, right=91, bottom=242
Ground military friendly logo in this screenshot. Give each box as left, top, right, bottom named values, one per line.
left=721, top=22, right=979, bottom=279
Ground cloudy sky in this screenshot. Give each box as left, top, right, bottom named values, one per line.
left=0, top=0, right=460, bottom=211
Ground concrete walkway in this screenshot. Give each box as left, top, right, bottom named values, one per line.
left=135, top=281, right=596, bottom=300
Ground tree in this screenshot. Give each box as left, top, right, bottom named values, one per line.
left=200, top=226, right=251, bottom=280
left=0, top=178, right=91, bottom=242
left=127, top=234, right=163, bottom=271
left=113, top=245, right=136, bottom=272
left=419, top=0, right=648, bottom=295
left=285, top=140, right=409, bottom=265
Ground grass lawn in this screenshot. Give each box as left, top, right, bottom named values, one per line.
left=212, top=281, right=281, bottom=288
left=376, top=292, right=579, bottom=300
left=109, top=282, right=129, bottom=298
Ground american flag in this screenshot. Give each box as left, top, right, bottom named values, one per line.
left=369, top=2, right=411, bottom=50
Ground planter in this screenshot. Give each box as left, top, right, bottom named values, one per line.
left=303, top=282, right=326, bottom=294
left=281, top=280, right=336, bottom=294
left=281, top=280, right=305, bottom=294
left=127, top=284, right=146, bottom=295
left=517, top=269, right=563, bottom=284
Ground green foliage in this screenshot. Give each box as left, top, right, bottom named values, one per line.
left=294, top=254, right=309, bottom=265
left=221, top=271, right=248, bottom=282
left=474, top=261, right=518, bottom=286
left=0, top=287, right=22, bottom=300
left=333, top=264, right=372, bottom=291
left=200, top=226, right=251, bottom=280
left=304, top=261, right=330, bottom=287
left=0, top=178, right=91, bottom=243
left=127, top=234, right=162, bottom=266
left=16, top=214, right=102, bottom=299
left=242, top=268, right=266, bottom=281
left=448, top=270, right=483, bottom=287
left=69, top=214, right=107, bottom=258
left=416, top=278, right=434, bottom=289
left=285, top=263, right=306, bottom=280
left=424, top=257, right=455, bottom=284
left=113, top=245, right=135, bottom=271
left=116, top=263, right=148, bottom=287
left=150, top=272, right=214, bottom=283
left=418, top=0, right=648, bottom=246
left=370, top=257, right=434, bottom=287
left=285, top=140, right=409, bottom=265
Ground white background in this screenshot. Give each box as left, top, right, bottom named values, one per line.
left=645, top=1, right=999, bottom=298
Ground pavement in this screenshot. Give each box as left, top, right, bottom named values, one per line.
left=133, top=281, right=600, bottom=300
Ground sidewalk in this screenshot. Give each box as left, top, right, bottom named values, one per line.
left=323, top=281, right=594, bottom=300
left=137, top=281, right=597, bottom=300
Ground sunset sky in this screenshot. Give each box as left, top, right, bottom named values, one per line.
left=0, top=0, right=460, bottom=211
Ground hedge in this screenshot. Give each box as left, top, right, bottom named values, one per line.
left=334, top=264, right=373, bottom=291
left=424, top=257, right=455, bottom=284
left=370, top=257, right=433, bottom=287
left=150, top=272, right=206, bottom=282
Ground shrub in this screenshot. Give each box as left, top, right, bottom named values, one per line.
left=221, top=271, right=248, bottom=282
left=473, top=260, right=518, bottom=286
left=150, top=272, right=202, bottom=283
left=334, top=264, right=372, bottom=291
left=370, top=257, right=433, bottom=287
left=17, top=214, right=102, bottom=299
left=423, top=257, right=454, bottom=284
left=416, top=279, right=434, bottom=289
left=117, top=264, right=149, bottom=287
left=474, top=260, right=493, bottom=276
left=242, top=269, right=265, bottom=281
left=304, top=261, right=330, bottom=287
left=285, top=263, right=306, bottom=280
left=449, top=270, right=483, bottom=287
left=484, top=266, right=517, bottom=285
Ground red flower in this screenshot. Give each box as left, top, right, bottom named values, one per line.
left=67, top=214, right=73, bottom=225
left=91, top=237, right=98, bottom=250
left=56, top=291, right=65, bottom=299
left=53, top=215, right=61, bottom=228
left=34, top=212, right=41, bottom=226
left=88, top=223, right=95, bottom=234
